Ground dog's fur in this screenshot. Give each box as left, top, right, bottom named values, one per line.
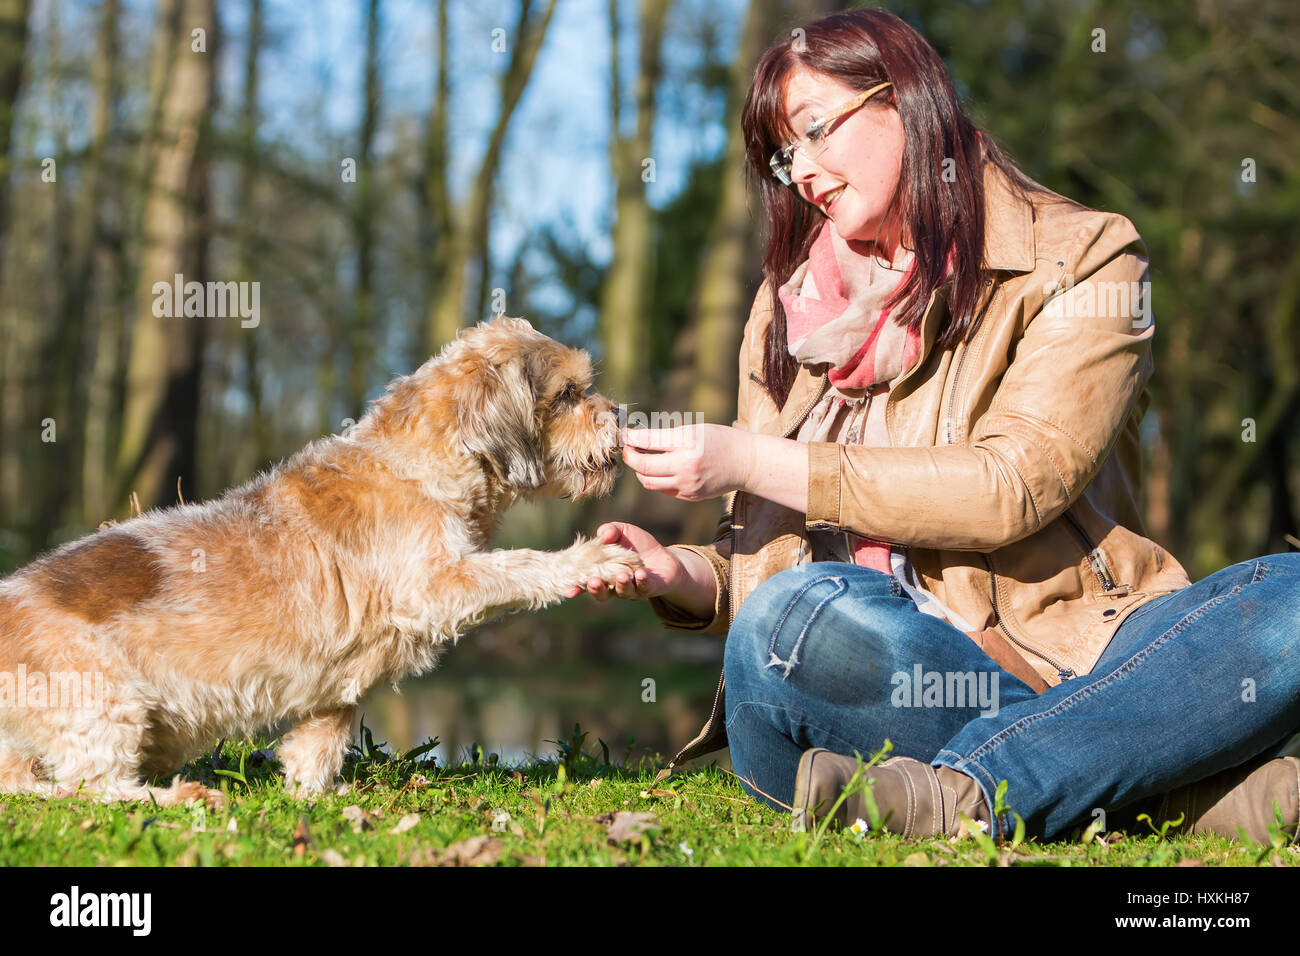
left=0, top=317, right=640, bottom=805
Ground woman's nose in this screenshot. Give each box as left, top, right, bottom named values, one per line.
left=788, top=148, right=820, bottom=190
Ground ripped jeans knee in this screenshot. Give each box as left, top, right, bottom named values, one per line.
left=762, top=573, right=850, bottom=680
left=724, top=563, right=902, bottom=694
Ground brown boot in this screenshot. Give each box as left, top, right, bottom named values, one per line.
left=792, top=748, right=992, bottom=838
left=1155, top=755, right=1300, bottom=844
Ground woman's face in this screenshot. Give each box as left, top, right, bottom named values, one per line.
left=781, top=65, right=905, bottom=249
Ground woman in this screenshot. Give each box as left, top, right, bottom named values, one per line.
left=566, top=9, right=1300, bottom=842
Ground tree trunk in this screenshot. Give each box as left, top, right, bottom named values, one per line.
left=348, top=0, right=381, bottom=417
left=115, top=0, right=218, bottom=510
left=414, top=0, right=450, bottom=370
left=427, top=0, right=558, bottom=352
left=80, top=0, right=126, bottom=525
left=0, top=0, right=32, bottom=533
left=237, top=0, right=269, bottom=471
left=598, top=0, right=672, bottom=409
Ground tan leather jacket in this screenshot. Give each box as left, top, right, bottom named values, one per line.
left=650, top=161, right=1192, bottom=768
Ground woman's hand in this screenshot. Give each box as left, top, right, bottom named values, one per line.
left=622, top=425, right=811, bottom=513
left=620, top=424, right=751, bottom=502
left=564, top=522, right=686, bottom=601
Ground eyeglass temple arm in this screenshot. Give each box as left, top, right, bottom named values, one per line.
left=812, top=81, right=893, bottom=133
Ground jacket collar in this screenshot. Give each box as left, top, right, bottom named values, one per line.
left=981, top=161, right=1036, bottom=274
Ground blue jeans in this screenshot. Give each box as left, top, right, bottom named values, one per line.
left=723, top=552, right=1300, bottom=840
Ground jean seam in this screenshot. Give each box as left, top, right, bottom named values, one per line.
left=765, top=576, right=847, bottom=680
left=957, top=579, right=1255, bottom=761
left=725, top=699, right=879, bottom=762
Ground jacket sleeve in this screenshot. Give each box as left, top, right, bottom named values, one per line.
left=647, top=284, right=771, bottom=634
left=805, top=217, right=1154, bottom=552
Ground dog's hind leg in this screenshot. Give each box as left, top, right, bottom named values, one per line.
left=279, top=706, right=355, bottom=797
left=0, top=750, right=41, bottom=794
left=40, top=712, right=223, bottom=808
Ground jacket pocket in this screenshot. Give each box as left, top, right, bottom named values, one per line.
left=985, top=516, right=1095, bottom=678
left=1067, top=493, right=1190, bottom=600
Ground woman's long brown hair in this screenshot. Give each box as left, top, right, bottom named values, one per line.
left=742, top=8, right=1057, bottom=408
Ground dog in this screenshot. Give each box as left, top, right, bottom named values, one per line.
left=0, top=316, right=641, bottom=805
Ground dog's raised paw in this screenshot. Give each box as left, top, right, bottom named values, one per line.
left=560, top=536, right=642, bottom=587
left=590, top=542, right=644, bottom=581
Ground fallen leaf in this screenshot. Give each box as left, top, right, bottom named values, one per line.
left=412, top=836, right=504, bottom=867
left=1177, top=858, right=1204, bottom=867
left=600, top=811, right=660, bottom=845
left=342, top=805, right=375, bottom=833
left=389, top=813, right=420, bottom=835
left=320, top=849, right=347, bottom=867
left=292, top=818, right=311, bottom=858
left=903, top=852, right=930, bottom=866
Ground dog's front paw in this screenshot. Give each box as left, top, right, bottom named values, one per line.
left=567, top=537, right=643, bottom=586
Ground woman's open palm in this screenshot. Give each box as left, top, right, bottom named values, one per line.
left=565, top=521, right=683, bottom=601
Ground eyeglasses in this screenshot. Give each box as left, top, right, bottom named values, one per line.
left=769, top=81, right=893, bottom=186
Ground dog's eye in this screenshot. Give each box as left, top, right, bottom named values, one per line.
left=558, top=383, right=582, bottom=404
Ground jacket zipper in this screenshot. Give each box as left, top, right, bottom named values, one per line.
left=940, top=286, right=1073, bottom=680
left=728, top=494, right=739, bottom=628
left=782, top=375, right=831, bottom=439
left=985, top=559, right=1076, bottom=681
left=1063, top=510, right=1131, bottom=596
left=944, top=340, right=971, bottom=445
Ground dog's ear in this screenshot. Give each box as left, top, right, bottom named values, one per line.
left=454, top=356, right=547, bottom=489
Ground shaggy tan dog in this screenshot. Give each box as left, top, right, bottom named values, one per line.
left=0, top=316, right=640, bottom=805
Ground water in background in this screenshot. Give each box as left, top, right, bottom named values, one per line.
left=356, top=598, right=729, bottom=770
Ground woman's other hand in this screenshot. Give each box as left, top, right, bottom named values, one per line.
left=566, top=522, right=717, bottom=606
left=564, top=521, right=687, bottom=601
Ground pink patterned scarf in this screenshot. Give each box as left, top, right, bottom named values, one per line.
left=778, top=222, right=933, bottom=572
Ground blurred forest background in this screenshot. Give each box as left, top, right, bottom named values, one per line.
left=0, top=0, right=1295, bottom=759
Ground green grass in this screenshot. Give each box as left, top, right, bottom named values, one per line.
left=0, top=726, right=1294, bottom=867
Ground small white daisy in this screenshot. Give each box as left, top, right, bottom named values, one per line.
left=678, top=842, right=694, bottom=858
left=491, top=810, right=511, bottom=832
left=850, top=818, right=870, bottom=837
